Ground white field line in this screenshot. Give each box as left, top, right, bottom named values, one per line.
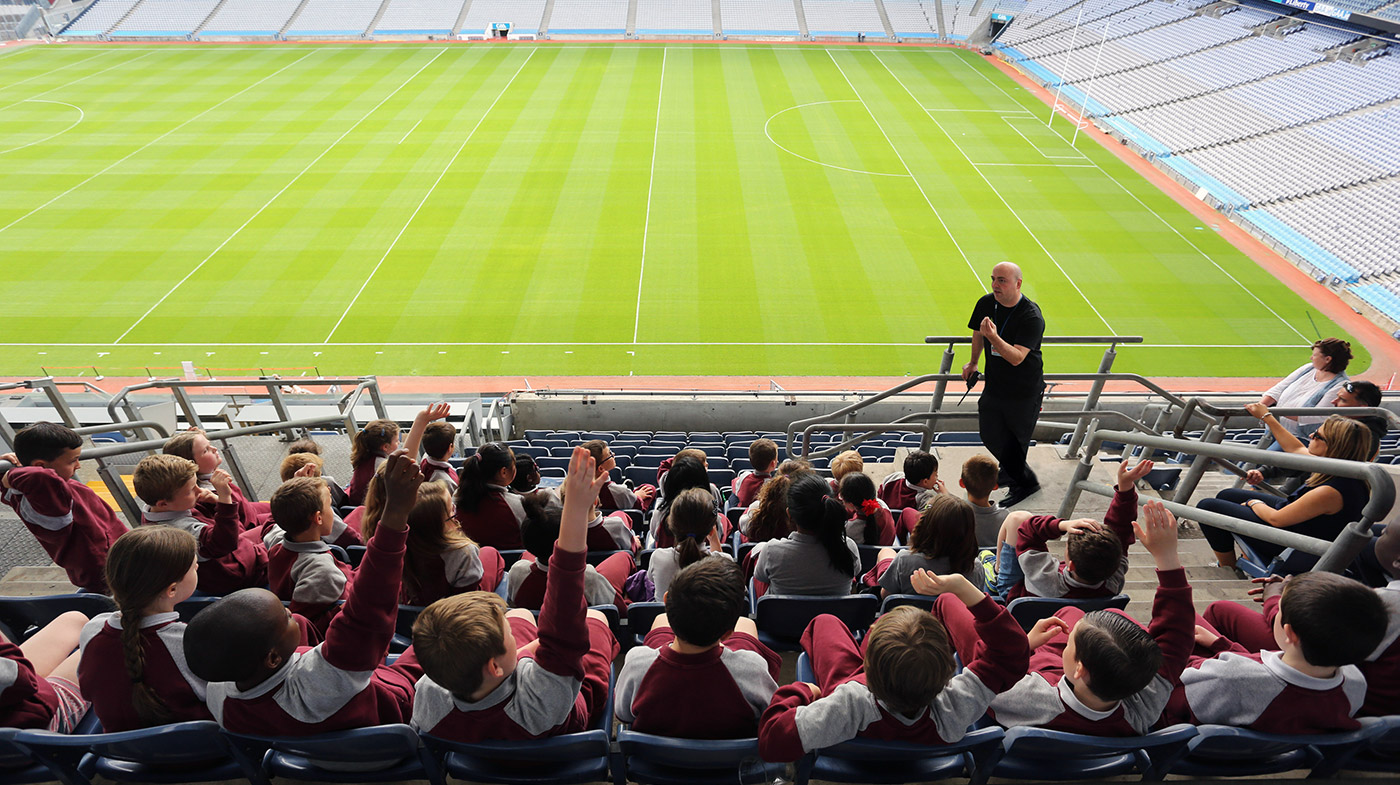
left=972, top=162, right=1097, bottom=168
left=823, top=48, right=986, bottom=293
left=632, top=45, right=666, bottom=344
left=113, top=48, right=449, bottom=345
left=2, top=341, right=1312, bottom=348
left=0, top=50, right=154, bottom=114
left=764, top=100, right=912, bottom=177
left=323, top=47, right=539, bottom=344
left=0, top=49, right=320, bottom=238
left=945, top=51, right=1311, bottom=342
left=397, top=118, right=421, bottom=143
left=1000, top=114, right=1087, bottom=160
left=0, top=49, right=112, bottom=96
left=0, top=100, right=84, bottom=156
left=874, top=50, right=1116, bottom=334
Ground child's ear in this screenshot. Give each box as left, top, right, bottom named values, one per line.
left=661, top=591, right=669, bottom=604
left=164, top=581, right=181, bottom=599
left=265, top=646, right=287, bottom=672
left=1280, top=622, right=1302, bottom=648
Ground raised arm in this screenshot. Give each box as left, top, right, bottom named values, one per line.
left=1243, top=403, right=1307, bottom=454
left=402, top=403, right=451, bottom=460
left=1134, top=501, right=1193, bottom=679
left=533, top=447, right=609, bottom=679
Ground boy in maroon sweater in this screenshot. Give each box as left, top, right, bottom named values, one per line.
left=877, top=450, right=943, bottom=512
left=947, top=501, right=1194, bottom=736
left=411, top=448, right=620, bottom=741
left=758, top=570, right=1029, bottom=762
left=134, top=455, right=267, bottom=596
left=733, top=439, right=778, bottom=509
left=616, top=558, right=780, bottom=739
left=265, top=477, right=354, bottom=635
left=1, top=423, right=128, bottom=593
left=183, top=450, right=425, bottom=735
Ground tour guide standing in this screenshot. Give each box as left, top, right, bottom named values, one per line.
left=963, top=262, right=1046, bottom=509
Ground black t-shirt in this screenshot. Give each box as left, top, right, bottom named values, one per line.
left=968, top=293, right=1045, bottom=398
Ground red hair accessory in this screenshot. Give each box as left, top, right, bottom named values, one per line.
left=860, top=499, right=882, bottom=517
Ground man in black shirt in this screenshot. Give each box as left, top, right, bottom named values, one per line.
left=963, top=262, right=1046, bottom=508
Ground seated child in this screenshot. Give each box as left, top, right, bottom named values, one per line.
left=960, top=454, right=1006, bottom=549
left=78, top=526, right=212, bottom=731
left=1171, top=571, right=1385, bottom=734
left=655, top=449, right=723, bottom=511
left=361, top=479, right=503, bottom=606
left=996, top=460, right=1151, bottom=601
left=868, top=495, right=985, bottom=595
left=164, top=429, right=266, bottom=528
left=733, top=439, right=779, bottom=508
left=420, top=421, right=459, bottom=494
left=285, top=439, right=350, bottom=509
left=739, top=473, right=794, bottom=547
left=877, top=450, right=941, bottom=512
left=838, top=472, right=896, bottom=546
left=265, top=477, right=354, bottom=633
left=183, top=451, right=426, bottom=735
left=648, top=488, right=733, bottom=600
left=947, top=501, right=1193, bottom=735
left=0, top=423, right=128, bottom=593
left=758, top=570, right=1029, bottom=762
left=510, top=454, right=542, bottom=495
left=411, top=447, right=620, bottom=741
left=0, top=610, right=89, bottom=732
left=829, top=450, right=864, bottom=492
left=278, top=453, right=361, bottom=547
left=455, top=443, right=525, bottom=550
left=505, top=491, right=633, bottom=610
left=134, top=455, right=267, bottom=596
left=651, top=455, right=726, bottom=549
left=582, top=440, right=654, bottom=514
left=753, top=473, right=860, bottom=596
left=616, top=558, right=780, bottom=738
left=345, top=419, right=400, bottom=507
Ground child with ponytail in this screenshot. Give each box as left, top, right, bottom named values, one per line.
left=345, top=419, right=401, bottom=506
left=838, top=472, right=896, bottom=546
left=77, top=526, right=211, bottom=731
left=648, top=487, right=731, bottom=600
left=753, top=473, right=859, bottom=596
left=454, top=442, right=525, bottom=550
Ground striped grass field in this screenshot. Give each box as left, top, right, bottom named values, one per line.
left=0, top=42, right=1361, bottom=378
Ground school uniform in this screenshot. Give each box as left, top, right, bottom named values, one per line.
left=412, top=548, right=620, bottom=741
left=873, top=550, right=986, bottom=596
left=421, top=458, right=459, bottom=494
left=585, top=513, right=636, bottom=553
left=973, top=504, right=1007, bottom=549
left=401, top=543, right=504, bottom=607
left=343, top=455, right=385, bottom=508
left=1004, top=486, right=1136, bottom=602
left=505, top=555, right=631, bottom=610
left=597, top=481, right=644, bottom=514
left=265, top=529, right=354, bottom=632
left=78, top=611, right=212, bottom=732
left=616, top=625, right=781, bottom=739
left=143, top=504, right=267, bottom=596
left=2, top=466, right=128, bottom=593
left=648, top=549, right=733, bottom=601
left=204, top=524, right=423, bottom=735
left=732, top=471, right=771, bottom=509
left=197, top=472, right=267, bottom=529
left=0, top=638, right=64, bottom=730
left=753, top=532, right=859, bottom=596
left=456, top=485, right=527, bottom=550
left=758, top=595, right=1029, bottom=762
left=877, top=473, right=934, bottom=513
left=845, top=502, right=896, bottom=546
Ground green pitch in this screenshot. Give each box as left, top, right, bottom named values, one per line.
left=0, top=43, right=1363, bottom=379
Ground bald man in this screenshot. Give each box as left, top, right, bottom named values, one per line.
left=963, top=262, right=1046, bottom=509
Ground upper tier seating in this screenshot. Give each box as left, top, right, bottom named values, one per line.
left=110, top=0, right=220, bottom=35
left=802, top=0, right=886, bottom=35
left=374, top=0, right=466, bottom=34
left=284, top=0, right=383, bottom=34
left=884, top=0, right=939, bottom=36
left=546, top=0, right=629, bottom=32
left=200, top=0, right=300, bottom=34
left=635, top=0, right=714, bottom=33
left=719, top=0, right=800, bottom=34
left=459, top=0, right=547, bottom=34
left=63, top=0, right=142, bottom=35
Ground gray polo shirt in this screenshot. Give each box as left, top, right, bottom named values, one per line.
left=753, top=532, right=860, bottom=596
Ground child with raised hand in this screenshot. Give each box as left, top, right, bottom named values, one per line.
left=399, top=481, right=504, bottom=606
left=838, top=472, right=896, bottom=546
left=996, top=460, right=1152, bottom=601
left=412, top=447, right=622, bottom=741
left=1, top=423, right=128, bottom=594
left=758, top=568, right=1028, bottom=762
left=183, top=450, right=426, bottom=735
left=134, top=455, right=267, bottom=596
left=411, top=405, right=458, bottom=493
left=455, top=443, right=526, bottom=550
left=504, top=491, right=634, bottom=610
left=868, top=494, right=984, bottom=596
left=164, top=429, right=266, bottom=528
left=345, top=419, right=401, bottom=507
left=753, top=473, right=860, bottom=596
left=0, top=609, right=89, bottom=732
left=78, top=526, right=212, bottom=731
left=264, top=477, right=354, bottom=634
left=648, top=487, right=732, bottom=600
left=945, top=500, right=1194, bottom=735
left=616, top=557, right=780, bottom=738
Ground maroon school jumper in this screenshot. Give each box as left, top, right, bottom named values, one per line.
left=196, top=473, right=266, bottom=530
left=616, top=626, right=781, bottom=739
left=412, top=548, right=619, bottom=740
left=401, top=544, right=505, bottom=607
left=758, top=594, right=1029, bottom=762
left=143, top=504, right=267, bottom=596
left=421, top=458, right=459, bottom=491
left=78, top=612, right=213, bottom=731
left=205, top=525, right=422, bottom=734
left=456, top=485, right=526, bottom=550
left=1004, top=486, right=1136, bottom=602
left=266, top=535, right=354, bottom=634
left=3, top=466, right=127, bottom=593
left=877, top=473, right=922, bottom=513
left=584, top=513, right=636, bottom=553
left=0, top=639, right=61, bottom=730
left=733, top=471, right=771, bottom=509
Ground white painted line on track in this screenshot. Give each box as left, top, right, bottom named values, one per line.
left=1, top=341, right=1312, bottom=348
left=632, top=46, right=667, bottom=344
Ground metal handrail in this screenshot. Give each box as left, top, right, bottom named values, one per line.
left=1061, top=426, right=1396, bottom=574
left=104, top=376, right=383, bottom=430
left=1174, top=398, right=1400, bottom=437
left=923, top=335, right=1145, bottom=346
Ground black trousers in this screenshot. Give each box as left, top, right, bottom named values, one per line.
left=978, top=390, right=1042, bottom=489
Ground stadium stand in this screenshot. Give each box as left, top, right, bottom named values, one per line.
left=0, top=3, right=27, bottom=40
left=199, top=0, right=300, bottom=35
left=718, top=0, right=802, bottom=35
left=374, top=0, right=467, bottom=34
left=883, top=0, right=940, bottom=36
left=109, top=0, right=220, bottom=36
left=634, top=0, right=715, bottom=34
left=546, top=0, right=629, bottom=33
left=284, top=0, right=384, bottom=35
left=458, top=0, right=547, bottom=35
left=61, top=0, right=142, bottom=36
left=802, top=0, right=887, bottom=36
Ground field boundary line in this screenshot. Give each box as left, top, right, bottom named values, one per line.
left=113, top=48, right=449, bottom=345
left=632, top=45, right=666, bottom=344
left=2, top=341, right=1312, bottom=348
left=873, top=49, right=1116, bottom=333
left=0, top=49, right=320, bottom=238
left=0, top=50, right=154, bottom=114
left=323, top=48, right=539, bottom=344
left=943, top=51, right=1311, bottom=343
left=1000, top=114, right=1087, bottom=160
left=0, top=49, right=111, bottom=96
left=972, top=162, right=1096, bottom=168
left=824, top=48, right=985, bottom=293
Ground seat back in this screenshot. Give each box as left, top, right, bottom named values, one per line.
left=1005, top=594, right=1129, bottom=631
left=878, top=594, right=936, bottom=615
left=616, top=730, right=784, bottom=785
left=224, top=723, right=435, bottom=781
left=16, top=720, right=257, bottom=785
left=0, top=595, right=116, bottom=642
left=795, top=728, right=1006, bottom=785
left=625, top=602, right=666, bottom=646
left=1175, top=721, right=1385, bottom=778
left=754, top=594, right=879, bottom=651
left=997, top=724, right=1197, bottom=781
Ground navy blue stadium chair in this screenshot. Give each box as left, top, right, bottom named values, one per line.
left=610, top=444, right=638, bottom=459
left=857, top=446, right=898, bottom=462
left=0, top=728, right=62, bottom=785
left=858, top=545, right=898, bottom=576
left=548, top=432, right=582, bottom=443
left=328, top=544, right=351, bottom=565
left=731, top=457, right=753, bottom=473
left=878, top=594, right=936, bottom=615
left=624, top=466, right=658, bottom=487
left=793, top=728, right=1007, bottom=785
left=1335, top=714, right=1400, bottom=773
left=511, top=445, right=548, bottom=459
left=538, top=467, right=566, bottom=480
left=752, top=593, right=879, bottom=652
left=389, top=604, right=426, bottom=652
left=548, top=446, right=577, bottom=458
left=522, top=431, right=551, bottom=442
left=614, top=729, right=784, bottom=785
left=725, top=507, right=745, bottom=530
left=702, top=456, right=729, bottom=470
left=174, top=596, right=220, bottom=623
left=580, top=432, right=617, bottom=443
left=638, top=445, right=683, bottom=457
left=223, top=724, right=437, bottom=785
left=707, top=468, right=736, bottom=492
left=529, top=439, right=570, bottom=451
left=16, top=719, right=256, bottom=785
left=624, top=601, right=666, bottom=647
left=724, top=433, right=759, bottom=445
left=0, top=594, right=116, bottom=642
left=535, top=456, right=572, bottom=471
left=993, top=724, right=1198, bottom=782
left=933, top=432, right=984, bottom=445
left=724, top=445, right=750, bottom=461
left=1005, top=594, right=1129, bottom=632
left=505, top=440, right=531, bottom=449
left=1170, top=720, right=1386, bottom=778
left=346, top=545, right=367, bottom=568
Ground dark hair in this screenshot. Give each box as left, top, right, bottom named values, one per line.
left=1280, top=571, right=1388, bottom=667
left=863, top=606, right=955, bottom=715
left=350, top=419, right=399, bottom=468
left=787, top=473, right=857, bottom=578
left=270, top=477, right=326, bottom=537
left=745, top=474, right=794, bottom=543
left=1073, top=611, right=1162, bottom=702
left=14, top=422, right=82, bottom=465
left=665, top=558, right=747, bottom=647
left=748, top=439, right=778, bottom=472
left=1314, top=338, right=1353, bottom=374
left=510, top=454, right=540, bottom=494
left=456, top=443, right=516, bottom=513
left=909, top=495, right=978, bottom=576
left=663, top=455, right=710, bottom=501
left=1066, top=526, right=1123, bottom=585
left=1349, top=380, right=1383, bottom=407
left=903, top=450, right=938, bottom=485
left=776, top=459, right=812, bottom=476
left=183, top=589, right=288, bottom=683
left=838, top=472, right=878, bottom=512
left=519, top=491, right=560, bottom=561
left=285, top=438, right=322, bottom=456
left=422, top=422, right=456, bottom=461
left=669, top=488, right=718, bottom=571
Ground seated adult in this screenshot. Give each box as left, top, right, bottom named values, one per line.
left=1196, top=411, right=1371, bottom=569
left=1257, top=338, right=1352, bottom=446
